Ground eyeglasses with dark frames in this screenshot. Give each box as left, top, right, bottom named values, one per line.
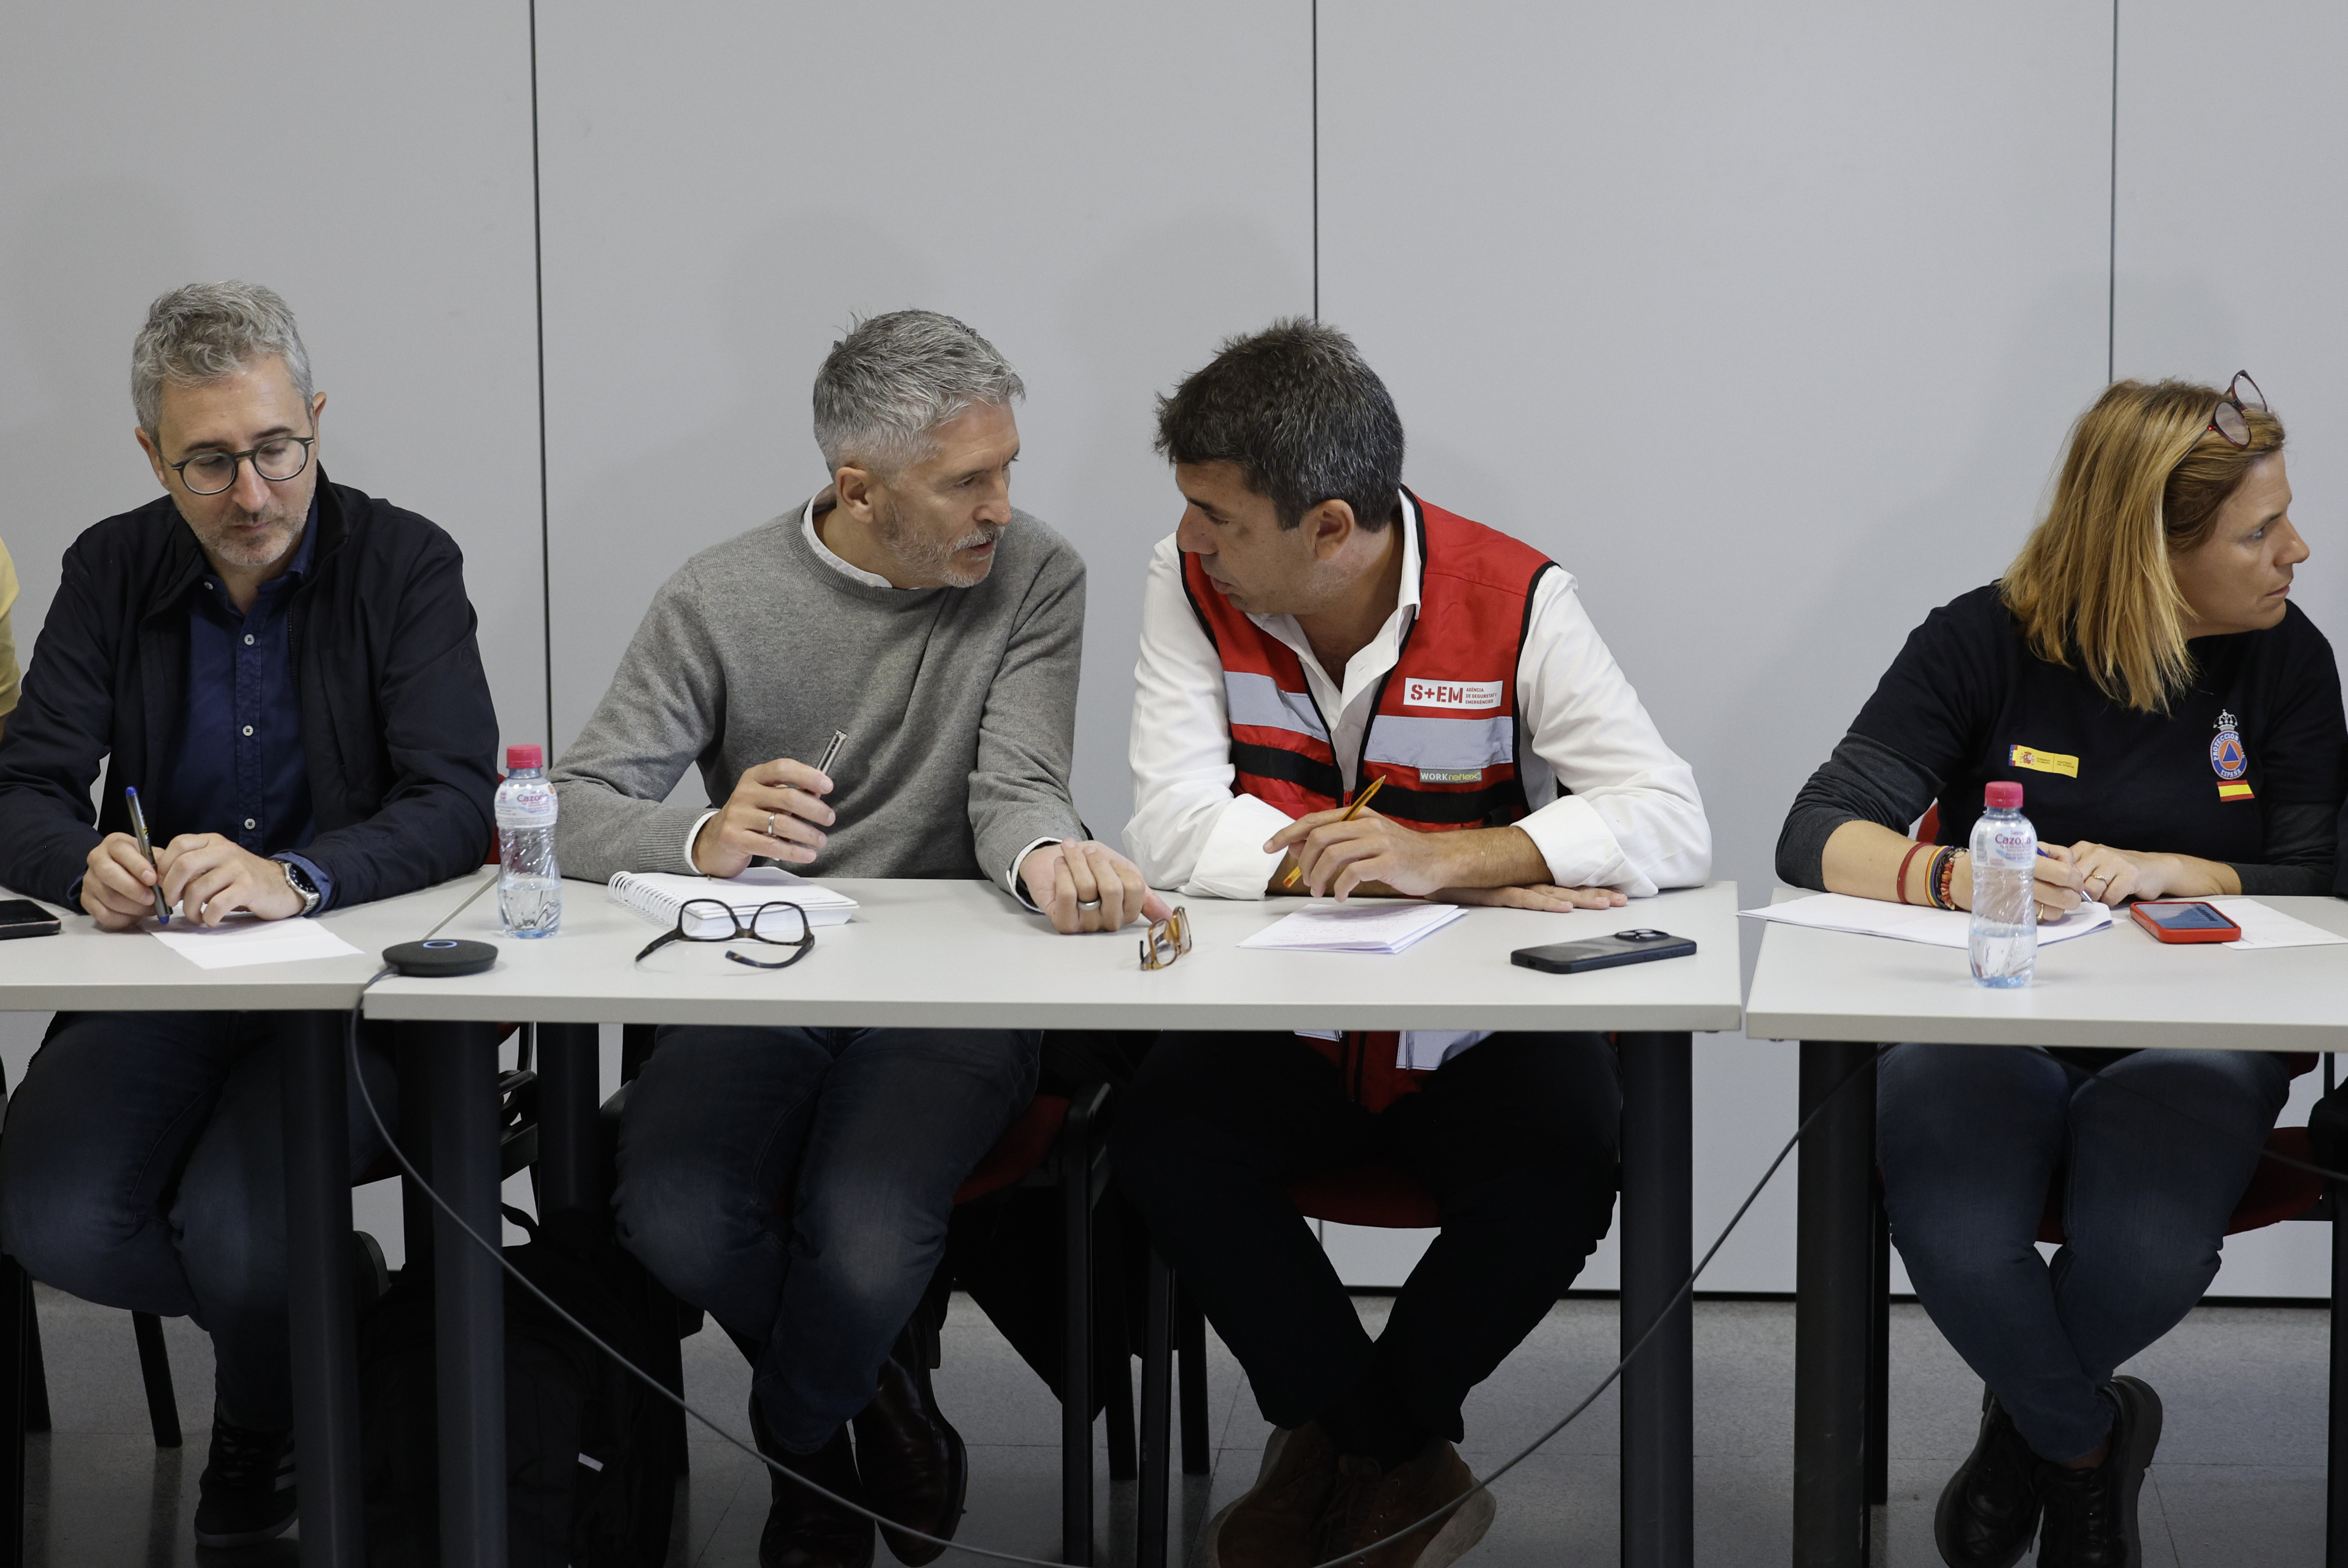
left=1139, top=906, right=1191, bottom=971
left=2206, top=371, right=2267, bottom=449
left=168, top=433, right=316, bottom=496
left=634, top=898, right=814, bottom=970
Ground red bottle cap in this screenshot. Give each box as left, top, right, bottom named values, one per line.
left=505, top=744, right=545, bottom=770
left=1984, top=781, right=2023, bottom=809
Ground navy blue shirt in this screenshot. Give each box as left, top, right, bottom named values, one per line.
left=172, top=502, right=334, bottom=907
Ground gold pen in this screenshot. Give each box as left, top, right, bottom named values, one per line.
left=1279, top=775, right=1386, bottom=891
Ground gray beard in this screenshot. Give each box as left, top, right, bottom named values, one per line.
left=875, top=500, right=1001, bottom=587
left=192, top=503, right=306, bottom=569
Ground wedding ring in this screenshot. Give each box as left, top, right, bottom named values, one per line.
left=765, top=813, right=776, bottom=838
left=1077, top=899, right=1102, bottom=911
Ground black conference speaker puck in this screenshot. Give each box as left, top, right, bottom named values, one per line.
left=383, top=938, right=499, bottom=978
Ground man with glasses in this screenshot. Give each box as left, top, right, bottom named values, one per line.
left=1114, top=320, right=1711, bottom=1568
left=553, top=309, right=1159, bottom=1568
left=0, top=281, right=498, bottom=1548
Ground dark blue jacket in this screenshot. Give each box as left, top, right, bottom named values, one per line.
left=0, top=475, right=498, bottom=909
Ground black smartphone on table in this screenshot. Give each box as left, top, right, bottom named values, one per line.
left=0, top=899, right=61, bottom=940
left=1511, top=928, right=1695, bottom=974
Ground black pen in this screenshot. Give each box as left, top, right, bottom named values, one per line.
left=124, top=787, right=170, bottom=924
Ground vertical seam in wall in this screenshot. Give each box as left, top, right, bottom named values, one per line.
left=1311, top=0, right=1320, bottom=319
left=530, top=0, right=553, bottom=749
left=2107, top=0, right=2118, bottom=384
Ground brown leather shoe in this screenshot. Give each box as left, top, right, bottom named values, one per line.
left=851, top=1328, right=967, bottom=1566
left=1199, top=1422, right=1341, bottom=1567
left=1314, top=1438, right=1495, bottom=1568
left=752, top=1398, right=874, bottom=1568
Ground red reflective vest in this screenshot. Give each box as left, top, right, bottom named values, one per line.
left=1181, top=492, right=1556, bottom=1108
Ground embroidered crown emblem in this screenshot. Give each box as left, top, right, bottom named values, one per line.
left=2215, top=709, right=2239, bottom=731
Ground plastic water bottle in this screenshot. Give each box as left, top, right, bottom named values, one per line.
left=1968, top=780, right=2036, bottom=988
left=496, top=744, right=561, bottom=938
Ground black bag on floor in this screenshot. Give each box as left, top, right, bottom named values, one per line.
left=359, top=1205, right=680, bottom=1566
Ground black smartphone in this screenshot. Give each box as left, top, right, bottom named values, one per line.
left=1511, top=928, right=1695, bottom=974
left=0, top=899, right=61, bottom=940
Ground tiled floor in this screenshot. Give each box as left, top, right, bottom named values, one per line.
left=14, top=1283, right=2330, bottom=1565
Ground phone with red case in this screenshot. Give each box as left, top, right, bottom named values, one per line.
left=2128, top=900, right=2242, bottom=943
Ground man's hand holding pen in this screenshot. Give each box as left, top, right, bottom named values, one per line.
left=79, top=833, right=305, bottom=930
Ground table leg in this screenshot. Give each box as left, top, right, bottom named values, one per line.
left=1794, top=1043, right=1878, bottom=1568
left=1618, top=1031, right=1693, bottom=1568
left=2328, top=1176, right=2348, bottom=1568
left=281, top=1010, right=364, bottom=1567
left=532, top=1023, right=601, bottom=1214
left=425, top=1022, right=507, bottom=1568
left=1136, top=1250, right=1174, bottom=1568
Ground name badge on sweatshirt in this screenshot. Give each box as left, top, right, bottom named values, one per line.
left=1403, top=678, right=1503, bottom=711
left=2008, top=744, right=2078, bottom=778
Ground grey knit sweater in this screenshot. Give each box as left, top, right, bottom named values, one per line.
left=551, top=498, right=1086, bottom=893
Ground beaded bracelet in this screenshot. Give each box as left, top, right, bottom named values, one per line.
left=1930, top=846, right=1960, bottom=909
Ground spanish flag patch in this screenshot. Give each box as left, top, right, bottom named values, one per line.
left=2217, top=780, right=2256, bottom=802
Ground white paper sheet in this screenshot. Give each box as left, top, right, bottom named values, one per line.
left=150, top=917, right=364, bottom=970
left=2205, top=898, right=2348, bottom=950
left=1740, top=893, right=2113, bottom=949
left=1238, top=901, right=1469, bottom=954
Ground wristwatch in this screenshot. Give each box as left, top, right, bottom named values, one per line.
left=278, top=858, right=322, bottom=917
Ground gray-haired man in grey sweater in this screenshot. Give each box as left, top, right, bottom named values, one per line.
left=551, top=311, right=1161, bottom=1568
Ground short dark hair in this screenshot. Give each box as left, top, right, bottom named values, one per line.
left=1153, top=319, right=1405, bottom=531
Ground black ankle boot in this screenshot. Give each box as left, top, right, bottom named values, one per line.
left=1933, top=1386, right=2043, bottom=1568
left=2035, top=1376, right=2162, bottom=1568
left=192, top=1415, right=297, bottom=1547
left=751, top=1396, right=874, bottom=1568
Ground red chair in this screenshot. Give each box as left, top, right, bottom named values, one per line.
left=1863, top=1125, right=2333, bottom=1526
left=612, top=1025, right=1125, bottom=1566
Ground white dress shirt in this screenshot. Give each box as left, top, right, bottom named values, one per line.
left=1122, top=491, right=1712, bottom=1069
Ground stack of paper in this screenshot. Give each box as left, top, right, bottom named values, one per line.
left=1239, top=901, right=1468, bottom=954
left=1739, top=893, right=2113, bottom=949
left=2204, top=898, right=2348, bottom=950
left=151, top=918, right=365, bottom=970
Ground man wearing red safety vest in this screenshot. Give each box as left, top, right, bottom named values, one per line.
left=1113, top=320, right=1710, bottom=1568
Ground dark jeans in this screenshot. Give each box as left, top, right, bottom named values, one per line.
left=1112, top=1031, right=1621, bottom=1444
left=613, top=1024, right=1037, bottom=1453
left=1878, top=1042, right=2291, bottom=1462
left=0, top=1010, right=396, bottom=1431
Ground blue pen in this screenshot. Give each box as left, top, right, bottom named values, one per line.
left=124, top=788, right=170, bottom=924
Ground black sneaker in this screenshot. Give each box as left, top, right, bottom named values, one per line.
left=1934, top=1385, right=2043, bottom=1568
left=192, top=1415, right=297, bottom=1547
left=2036, top=1376, right=2163, bottom=1568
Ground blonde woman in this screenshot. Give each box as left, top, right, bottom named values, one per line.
left=1777, top=376, right=2345, bottom=1568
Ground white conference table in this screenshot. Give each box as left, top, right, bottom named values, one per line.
left=366, top=874, right=1745, bottom=1568
left=0, top=873, right=492, bottom=1568
left=1744, top=891, right=2348, bottom=1568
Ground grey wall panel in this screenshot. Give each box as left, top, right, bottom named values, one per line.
left=537, top=1, right=1312, bottom=841
left=1319, top=1, right=2113, bottom=1290
left=0, top=5, right=546, bottom=759
left=2113, top=0, right=2348, bottom=1301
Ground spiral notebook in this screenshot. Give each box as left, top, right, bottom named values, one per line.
left=606, top=867, right=859, bottom=936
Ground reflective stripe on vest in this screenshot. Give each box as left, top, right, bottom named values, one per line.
left=1181, top=491, right=1554, bottom=835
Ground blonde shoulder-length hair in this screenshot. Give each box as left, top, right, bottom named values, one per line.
left=2000, top=378, right=2285, bottom=714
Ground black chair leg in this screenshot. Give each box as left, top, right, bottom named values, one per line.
left=0, top=1256, right=30, bottom=1568
left=1099, top=1195, right=1136, bottom=1484
left=19, top=1293, right=43, bottom=1438
left=1176, top=1286, right=1209, bottom=1476
left=2328, top=1173, right=2348, bottom=1568
left=1061, top=1092, right=1099, bottom=1566
left=1867, top=1182, right=1891, bottom=1565
left=1136, top=1250, right=1175, bottom=1568
left=132, top=1312, right=182, bottom=1449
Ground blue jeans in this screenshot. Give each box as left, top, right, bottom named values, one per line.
left=1878, top=1042, right=2290, bottom=1462
left=614, top=1025, right=1036, bottom=1453
left=0, top=1011, right=397, bottom=1431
